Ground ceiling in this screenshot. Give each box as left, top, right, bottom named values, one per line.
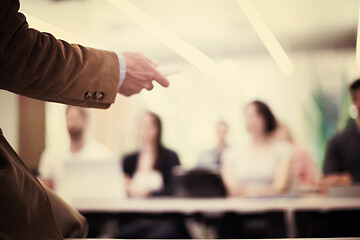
left=20, top=0, right=359, bottom=63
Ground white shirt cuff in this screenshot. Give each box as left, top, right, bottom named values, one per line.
left=116, top=52, right=127, bottom=89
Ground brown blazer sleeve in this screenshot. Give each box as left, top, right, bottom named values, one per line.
left=44, top=186, right=88, bottom=238
left=0, top=0, right=120, bottom=109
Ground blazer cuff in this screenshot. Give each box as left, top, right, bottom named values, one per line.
left=116, top=52, right=127, bottom=90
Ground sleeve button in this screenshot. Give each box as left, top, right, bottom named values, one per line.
left=92, top=92, right=98, bottom=100
left=84, top=91, right=91, bottom=99
left=97, top=92, right=105, bottom=100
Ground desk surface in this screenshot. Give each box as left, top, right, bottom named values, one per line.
left=73, top=196, right=360, bottom=213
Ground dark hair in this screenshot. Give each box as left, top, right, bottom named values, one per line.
left=145, top=112, right=165, bottom=171
left=248, top=100, right=277, bottom=134
left=350, top=78, right=360, bottom=92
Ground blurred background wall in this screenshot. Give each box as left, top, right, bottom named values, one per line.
left=1, top=0, right=360, bottom=170
left=34, top=49, right=360, bottom=170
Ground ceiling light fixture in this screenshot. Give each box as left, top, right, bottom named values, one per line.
left=237, top=0, right=294, bottom=75
left=107, top=0, right=222, bottom=80
left=356, top=0, right=360, bottom=66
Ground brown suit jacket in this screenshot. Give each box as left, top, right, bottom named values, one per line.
left=0, top=0, right=121, bottom=239
left=0, top=130, right=63, bottom=239
left=0, top=0, right=120, bottom=109
left=45, top=186, right=88, bottom=238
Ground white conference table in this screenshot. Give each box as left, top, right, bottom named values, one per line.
left=72, top=196, right=360, bottom=238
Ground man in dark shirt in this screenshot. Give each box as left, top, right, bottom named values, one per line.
left=321, top=78, right=360, bottom=192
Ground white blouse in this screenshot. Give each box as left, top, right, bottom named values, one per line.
left=223, top=141, right=293, bottom=189
left=131, top=170, right=164, bottom=192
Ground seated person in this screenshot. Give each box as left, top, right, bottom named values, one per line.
left=39, top=106, right=117, bottom=199
left=221, top=100, right=293, bottom=197
left=196, top=121, right=229, bottom=169
left=320, top=78, right=360, bottom=193
left=39, top=106, right=121, bottom=237
left=273, top=122, right=317, bottom=190
left=123, top=111, right=180, bottom=197
left=219, top=101, right=292, bottom=238
left=118, top=112, right=189, bottom=238
left=296, top=79, right=360, bottom=238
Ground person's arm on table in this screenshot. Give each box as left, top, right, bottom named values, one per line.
left=220, top=155, right=245, bottom=197
left=122, top=155, right=151, bottom=198
left=318, top=174, right=352, bottom=194
left=319, top=136, right=352, bottom=194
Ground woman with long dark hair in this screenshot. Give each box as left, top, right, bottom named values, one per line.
left=122, top=112, right=180, bottom=197
left=219, top=100, right=293, bottom=238
left=117, top=112, right=189, bottom=239
left=221, top=100, right=292, bottom=197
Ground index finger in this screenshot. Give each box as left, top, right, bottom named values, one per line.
left=153, top=70, right=169, bottom=87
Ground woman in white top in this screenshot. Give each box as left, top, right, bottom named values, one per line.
left=221, top=100, right=293, bottom=197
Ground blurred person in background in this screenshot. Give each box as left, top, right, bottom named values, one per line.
left=122, top=112, right=180, bottom=197
left=39, top=106, right=117, bottom=198
left=219, top=100, right=293, bottom=238
left=39, top=106, right=123, bottom=238
left=273, top=122, right=317, bottom=191
left=221, top=100, right=292, bottom=197
left=117, top=112, right=189, bottom=238
left=296, top=79, right=360, bottom=238
left=196, top=121, right=229, bottom=169
left=320, top=78, right=360, bottom=193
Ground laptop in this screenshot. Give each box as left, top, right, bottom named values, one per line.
left=62, top=159, right=127, bottom=206
left=173, top=166, right=227, bottom=198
